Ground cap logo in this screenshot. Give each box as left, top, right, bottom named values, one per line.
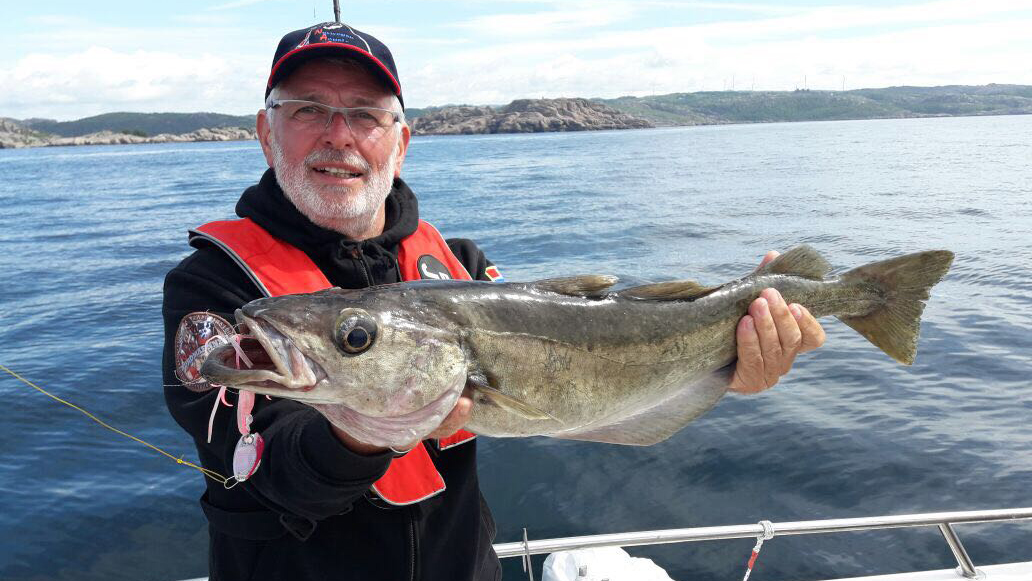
left=296, top=26, right=355, bottom=50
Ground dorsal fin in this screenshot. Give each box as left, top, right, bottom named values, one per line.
left=530, top=275, right=618, bottom=298
left=755, top=245, right=831, bottom=280
left=618, top=280, right=720, bottom=301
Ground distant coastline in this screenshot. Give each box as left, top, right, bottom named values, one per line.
left=3, top=83, right=1030, bottom=149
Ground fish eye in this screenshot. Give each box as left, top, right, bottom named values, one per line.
left=335, top=309, right=377, bottom=355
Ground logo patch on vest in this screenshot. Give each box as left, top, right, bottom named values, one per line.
left=174, top=312, right=235, bottom=392
left=485, top=265, right=505, bottom=282
left=417, top=255, right=452, bottom=280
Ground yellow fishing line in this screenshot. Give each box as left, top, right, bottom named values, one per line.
left=1, top=363, right=230, bottom=486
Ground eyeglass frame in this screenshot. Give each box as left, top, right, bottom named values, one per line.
left=264, top=98, right=402, bottom=137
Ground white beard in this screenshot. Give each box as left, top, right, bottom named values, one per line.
left=271, top=138, right=398, bottom=238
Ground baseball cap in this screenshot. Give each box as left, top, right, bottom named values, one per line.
left=266, top=22, right=403, bottom=108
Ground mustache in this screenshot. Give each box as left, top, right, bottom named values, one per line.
left=305, top=149, right=372, bottom=172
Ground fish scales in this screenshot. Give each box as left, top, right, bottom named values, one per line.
left=456, top=275, right=863, bottom=437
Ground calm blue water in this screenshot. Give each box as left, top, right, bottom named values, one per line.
left=1, top=115, right=1030, bottom=581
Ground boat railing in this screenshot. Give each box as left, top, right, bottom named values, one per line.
left=493, top=507, right=1032, bottom=580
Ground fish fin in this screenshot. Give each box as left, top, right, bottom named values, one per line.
left=618, top=280, right=720, bottom=301
left=468, top=374, right=557, bottom=421
left=756, top=245, right=832, bottom=280
left=836, top=250, right=954, bottom=365
left=531, top=275, right=619, bottom=298
left=555, top=367, right=732, bottom=446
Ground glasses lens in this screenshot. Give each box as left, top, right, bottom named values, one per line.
left=285, top=102, right=330, bottom=125
left=346, top=108, right=395, bottom=132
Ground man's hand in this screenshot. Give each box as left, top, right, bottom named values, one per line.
left=426, top=388, right=474, bottom=440
left=729, top=251, right=826, bottom=393
left=330, top=388, right=474, bottom=455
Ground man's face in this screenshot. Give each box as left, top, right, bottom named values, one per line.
left=257, top=59, right=410, bottom=233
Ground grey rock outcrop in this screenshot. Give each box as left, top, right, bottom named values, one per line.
left=0, top=118, right=51, bottom=148
left=46, top=127, right=257, bottom=147
left=0, top=122, right=257, bottom=148
left=411, top=98, right=653, bottom=135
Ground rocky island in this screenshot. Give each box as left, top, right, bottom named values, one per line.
left=409, top=98, right=653, bottom=135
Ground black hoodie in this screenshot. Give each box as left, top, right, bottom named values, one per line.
left=162, top=169, right=501, bottom=581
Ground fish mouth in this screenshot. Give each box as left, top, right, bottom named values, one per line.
left=200, top=311, right=327, bottom=398
left=199, top=309, right=467, bottom=447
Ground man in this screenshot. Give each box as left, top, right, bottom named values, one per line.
left=162, top=21, right=824, bottom=581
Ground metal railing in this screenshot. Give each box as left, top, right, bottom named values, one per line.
left=493, top=507, right=1032, bottom=580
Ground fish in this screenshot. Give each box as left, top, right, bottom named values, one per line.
left=200, top=246, right=954, bottom=448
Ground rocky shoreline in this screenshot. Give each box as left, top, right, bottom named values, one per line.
left=0, top=120, right=257, bottom=149
left=411, top=98, right=653, bottom=135
left=0, top=98, right=651, bottom=149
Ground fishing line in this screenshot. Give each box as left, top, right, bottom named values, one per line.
left=0, top=363, right=232, bottom=487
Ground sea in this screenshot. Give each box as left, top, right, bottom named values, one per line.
left=0, top=114, right=1030, bottom=581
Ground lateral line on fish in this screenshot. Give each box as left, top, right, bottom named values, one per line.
left=471, top=329, right=702, bottom=367
left=472, top=292, right=892, bottom=367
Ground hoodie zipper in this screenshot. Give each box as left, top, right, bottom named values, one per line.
left=408, top=508, right=418, bottom=581
left=364, top=495, right=420, bottom=580
left=347, top=246, right=373, bottom=288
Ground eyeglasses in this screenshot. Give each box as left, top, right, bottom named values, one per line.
left=266, top=99, right=400, bottom=138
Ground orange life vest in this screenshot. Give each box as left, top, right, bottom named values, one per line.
left=190, top=217, right=477, bottom=505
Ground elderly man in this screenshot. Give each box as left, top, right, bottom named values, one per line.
left=162, top=21, right=824, bottom=581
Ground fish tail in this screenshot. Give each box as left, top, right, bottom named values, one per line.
left=836, top=250, right=954, bottom=365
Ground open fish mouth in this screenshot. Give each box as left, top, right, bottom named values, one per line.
left=201, top=311, right=327, bottom=398
left=199, top=310, right=467, bottom=447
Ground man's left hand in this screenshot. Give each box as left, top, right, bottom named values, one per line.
left=730, top=251, right=826, bottom=393
left=426, top=387, right=474, bottom=440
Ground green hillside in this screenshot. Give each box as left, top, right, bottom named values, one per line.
left=598, top=84, right=1032, bottom=126
left=25, top=112, right=256, bottom=137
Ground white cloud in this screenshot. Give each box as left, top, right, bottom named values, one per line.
left=452, top=4, right=634, bottom=37
left=662, top=2, right=804, bottom=14
left=401, top=3, right=1032, bottom=105
left=205, top=0, right=275, bottom=11
left=1, top=47, right=267, bottom=119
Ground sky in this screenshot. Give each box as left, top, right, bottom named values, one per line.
left=2, top=0, right=1031, bottom=121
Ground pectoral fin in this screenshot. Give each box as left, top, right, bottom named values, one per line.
left=467, top=374, right=556, bottom=421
